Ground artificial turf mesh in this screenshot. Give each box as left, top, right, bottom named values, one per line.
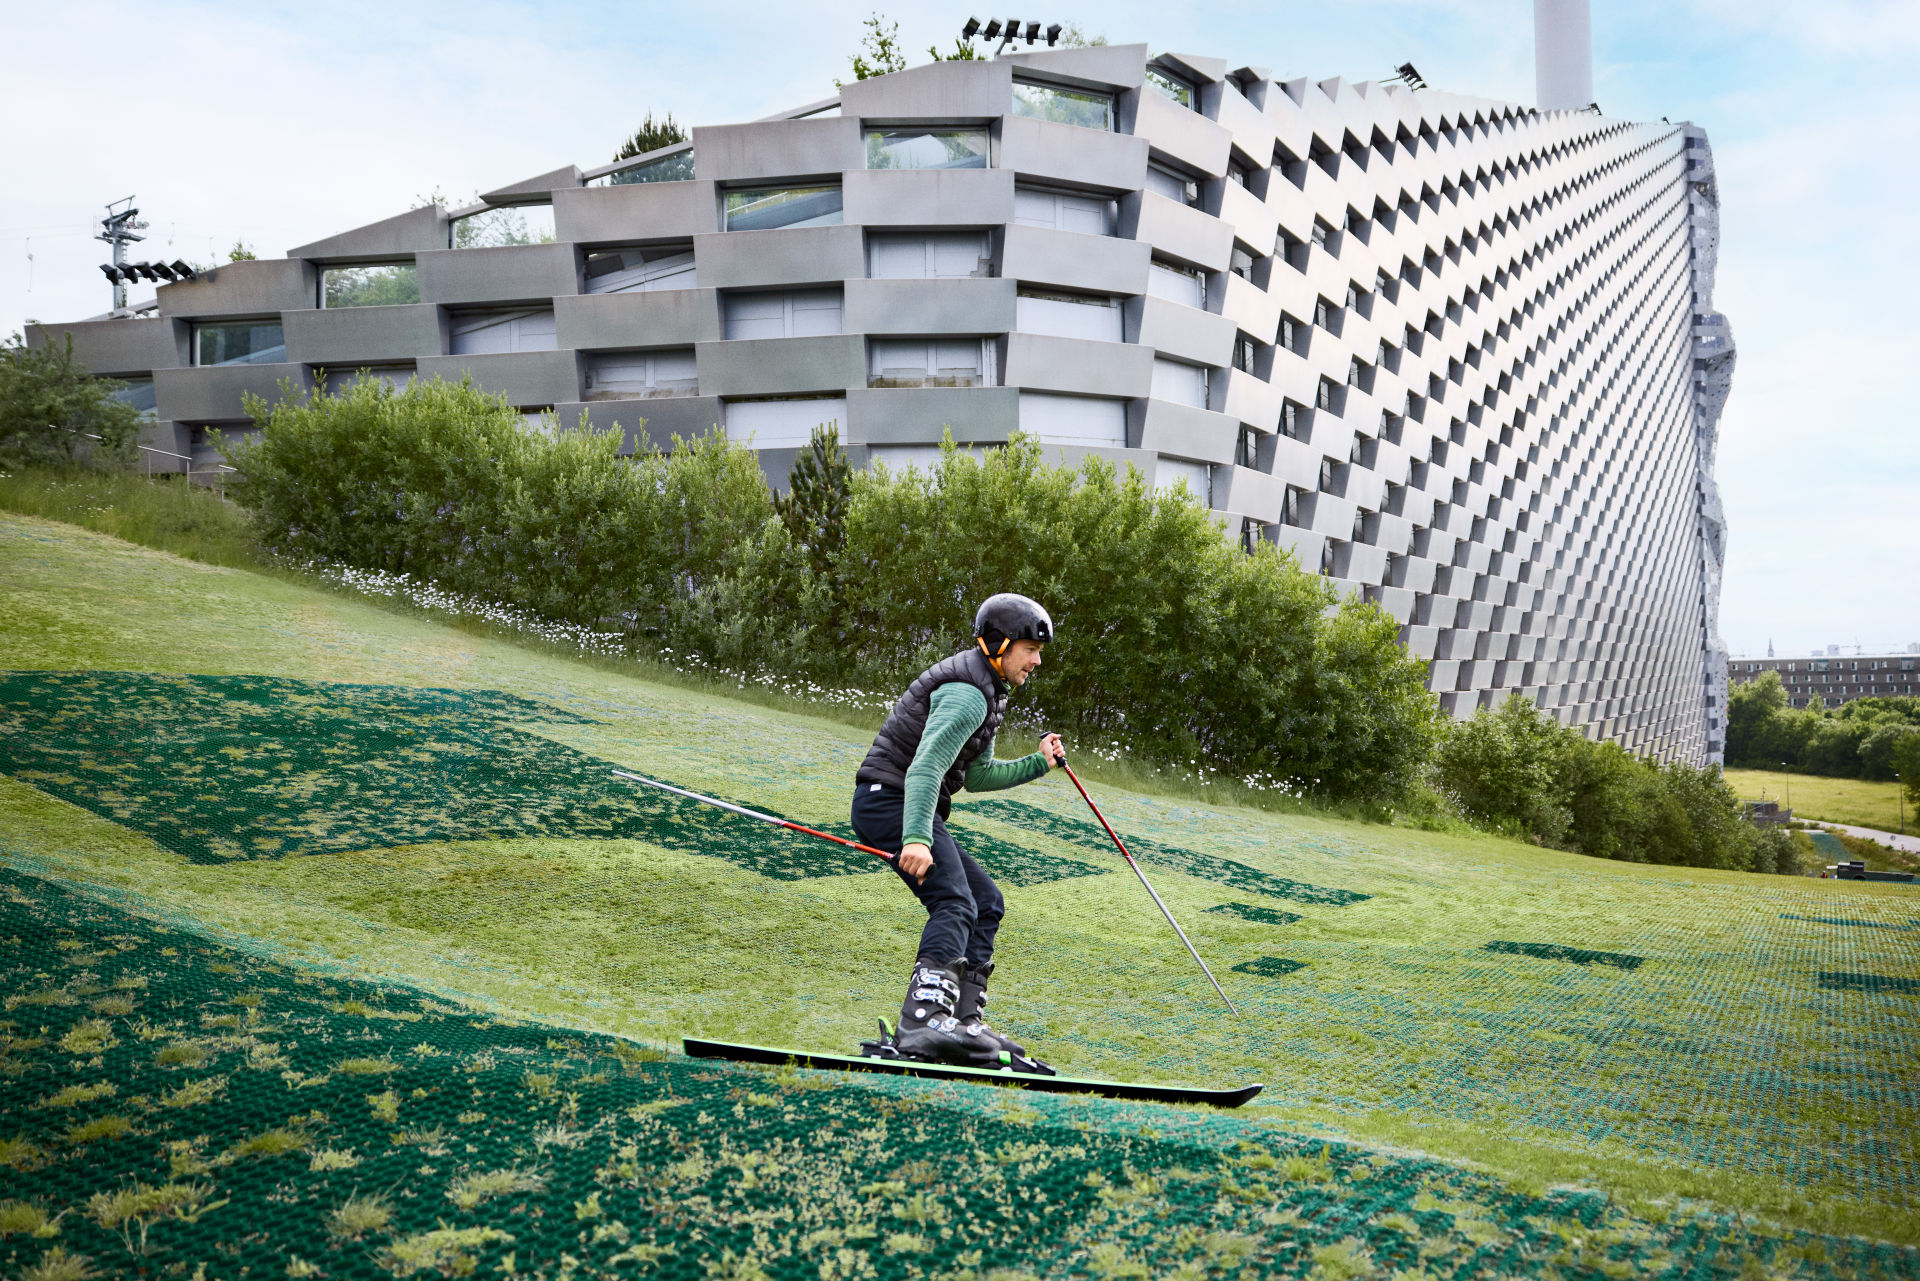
left=4, top=866, right=1915, bottom=1281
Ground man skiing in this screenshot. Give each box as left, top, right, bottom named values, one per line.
left=851, top=593, right=1065, bottom=1066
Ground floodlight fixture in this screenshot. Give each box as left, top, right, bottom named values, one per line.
left=1024, top=20, right=1039, bottom=40
left=170, top=259, right=196, bottom=279
left=1045, top=22, right=1061, bottom=44
left=151, top=261, right=178, bottom=281
left=982, top=18, right=1002, bottom=38
left=1388, top=62, right=1427, bottom=90
left=961, top=16, right=980, bottom=38
left=98, top=263, right=122, bottom=283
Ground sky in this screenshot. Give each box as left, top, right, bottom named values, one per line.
left=2, top=0, right=1913, bottom=659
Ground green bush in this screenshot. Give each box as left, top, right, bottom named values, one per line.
left=1437, top=694, right=1798, bottom=873
left=224, top=380, right=1442, bottom=805
left=0, top=333, right=142, bottom=468
left=1726, top=670, right=1920, bottom=782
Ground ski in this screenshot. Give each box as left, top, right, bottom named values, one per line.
left=681, top=1036, right=1264, bottom=1107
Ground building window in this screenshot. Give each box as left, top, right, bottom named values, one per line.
left=583, top=349, right=697, bottom=400
left=1011, top=81, right=1113, bottom=129
left=868, top=232, right=991, bottom=279
left=592, top=148, right=695, bottom=186
left=1013, top=186, right=1117, bottom=235
left=583, top=245, right=697, bottom=294
left=1281, top=400, right=1306, bottom=439
left=724, top=186, right=844, bottom=232
left=723, top=289, right=844, bottom=339
left=1233, top=336, right=1255, bottom=372
left=1146, top=67, right=1197, bottom=109
left=1229, top=246, right=1254, bottom=280
left=1314, top=297, right=1334, bottom=328
left=321, top=365, right=414, bottom=396
left=107, top=378, right=157, bottom=417
left=865, top=128, right=989, bottom=170
left=1317, top=377, right=1338, bottom=410
left=1015, top=290, right=1123, bottom=342
left=1145, top=164, right=1201, bottom=208
left=193, top=322, right=285, bottom=367
left=448, top=309, right=557, bottom=355
left=1240, top=517, right=1263, bottom=553
left=1283, top=486, right=1306, bottom=525
left=1150, top=357, right=1208, bottom=408
left=1018, top=392, right=1125, bottom=445
left=1227, top=161, right=1251, bottom=189
left=1147, top=260, right=1206, bottom=309
left=1279, top=315, right=1299, bottom=351
left=320, top=263, right=419, bottom=308
left=725, top=397, right=846, bottom=448
left=868, top=338, right=993, bottom=388
left=450, top=205, right=556, bottom=249
left=1235, top=425, right=1260, bottom=469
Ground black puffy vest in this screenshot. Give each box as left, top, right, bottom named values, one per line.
left=856, top=647, right=1009, bottom=818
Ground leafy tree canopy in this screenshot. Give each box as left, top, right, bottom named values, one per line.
left=0, top=333, right=141, bottom=469
left=614, top=113, right=688, bottom=162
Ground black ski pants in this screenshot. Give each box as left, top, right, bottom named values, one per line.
left=851, top=782, right=1004, bottom=971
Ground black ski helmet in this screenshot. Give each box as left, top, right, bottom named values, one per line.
left=974, top=593, right=1054, bottom=658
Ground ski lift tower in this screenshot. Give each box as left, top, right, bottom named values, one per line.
left=95, top=197, right=147, bottom=312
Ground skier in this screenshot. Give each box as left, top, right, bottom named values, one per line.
left=851, top=593, right=1066, bottom=1065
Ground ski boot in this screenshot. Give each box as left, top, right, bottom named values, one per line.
left=878, top=959, right=1003, bottom=1066
left=957, top=962, right=1054, bottom=1076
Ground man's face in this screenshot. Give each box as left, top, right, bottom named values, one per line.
left=1001, top=639, right=1044, bottom=686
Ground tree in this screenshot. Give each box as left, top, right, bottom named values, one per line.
left=227, top=241, right=257, bottom=262
left=842, top=12, right=906, bottom=84
left=0, top=333, right=141, bottom=469
left=774, top=423, right=852, bottom=587
left=613, top=113, right=688, bottom=162
left=1893, top=732, right=1920, bottom=813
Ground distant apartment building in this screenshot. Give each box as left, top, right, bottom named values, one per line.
left=26, top=44, right=1734, bottom=764
left=1731, top=653, right=1920, bottom=709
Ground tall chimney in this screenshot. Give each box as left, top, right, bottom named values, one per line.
left=1534, top=0, right=1594, bottom=111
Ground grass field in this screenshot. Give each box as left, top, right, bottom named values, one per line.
left=3, top=511, right=1919, bottom=1278
left=1724, top=768, right=1913, bottom=836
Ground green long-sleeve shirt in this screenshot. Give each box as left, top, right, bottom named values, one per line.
left=902, top=683, right=1050, bottom=846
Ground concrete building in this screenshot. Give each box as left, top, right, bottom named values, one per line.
left=27, top=42, right=1733, bottom=763
left=1731, top=652, right=1920, bottom=709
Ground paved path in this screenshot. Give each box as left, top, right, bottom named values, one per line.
left=1820, top=821, right=1920, bottom=855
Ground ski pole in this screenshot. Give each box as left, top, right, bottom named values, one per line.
left=1051, top=748, right=1241, bottom=1017
left=610, top=769, right=898, bottom=864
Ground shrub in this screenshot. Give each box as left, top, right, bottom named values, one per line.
left=0, top=334, right=141, bottom=468
left=1437, top=695, right=1797, bottom=872
left=224, top=383, right=1445, bottom=804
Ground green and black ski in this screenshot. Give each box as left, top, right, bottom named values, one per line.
left=681, top=1035, right=1263, bottom=1108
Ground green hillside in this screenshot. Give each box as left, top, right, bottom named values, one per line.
left=3, top=512, right=1918, bottom=1278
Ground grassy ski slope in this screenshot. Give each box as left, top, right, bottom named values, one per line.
left=1, top=512, right=1918, bottom=1276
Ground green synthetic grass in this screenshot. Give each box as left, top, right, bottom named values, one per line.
left=1725, top=767, right=1913, bottom=836
left=3, top=512, right=1920, bottom=1274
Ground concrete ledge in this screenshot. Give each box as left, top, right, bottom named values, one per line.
left=1000, top=43, right=1148, bottom=92
left=692, top=118, right=863, bottom=183
left=290, top=206, right=447, bottom=262
left=694, top=226, right=864, bottom=290
left=418, top=243, right=577, bottom=306
left=1135, top=295, right=1235, bottom=367
left=1134, top=90, right=1232, bottom=176
left=845, top=278, right=1015, bottom=335
left=846, top=386, right=1019, bottom=445
left=1212, top=461, right=1286, bottom=521
left=552, top=396, right=722, bottom=452
left=27, top=317, right=183, bottom=375
left=841, top=59, right=1013, bottom=119
left=158, top=259, right=316, bottom=318
left=483, top=166, right=582, bottom=202
left=418, top=350, right=582, bottom=406
left=1003, top=333, right=1153, bottom=398
left=154, top=362, right=309, bottom=424
left=1000, top=117, right=1148, bottom=193
left=1131, top=194, right=1234, bottom=272
left=1002, top=225, right=1148, bottom=295
left=285, top=305, right=444, bottom=366
left=843, top=169, right=1015, bottom=227
left=1129, top=398, right=1238, bottom=464
left=554, top=290, right=721, bottom=350
left=697, top=335, right=864, bottom=397
left=553, top=181, right=720, bottom=245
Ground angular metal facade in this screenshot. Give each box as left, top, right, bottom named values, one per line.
left=29, top=44, right=1732, bottom=762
